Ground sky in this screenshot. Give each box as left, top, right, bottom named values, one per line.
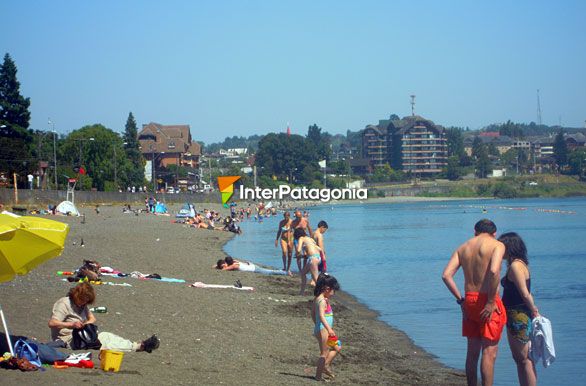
left=1, top=1, right=585, bottom=143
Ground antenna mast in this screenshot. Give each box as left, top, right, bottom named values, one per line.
left=537, top=89, right=542, bottom=125
left=410, top=95, right=416, bottom=116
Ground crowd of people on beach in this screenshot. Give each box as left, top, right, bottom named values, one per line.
left=442, top=219, right=551, bottom=386
left=208, top=206, right=340, bottom=380
left=2, top=195, right=553, bottom=384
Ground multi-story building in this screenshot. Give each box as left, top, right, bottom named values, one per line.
left=362, top=115, right=448, bottom=175
left=137, top=122, right=201, bottom=182
left=463, top=134, right=513, bottom=156
left=362, top=124, right=390, bottom=168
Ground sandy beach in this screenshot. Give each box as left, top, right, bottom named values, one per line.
left=1, top=204, right=465, bottom=385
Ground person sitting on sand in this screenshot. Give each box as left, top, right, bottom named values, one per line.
left=215, top=256, right=291, bottom=276
left=223, top=217, right=242, bottom=234
left=295, top=228, right=322, bottom=296
left=48, top=282, right=160, bottom=353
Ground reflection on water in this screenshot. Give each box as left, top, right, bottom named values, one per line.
left=225, top=197, right=586, bottom=386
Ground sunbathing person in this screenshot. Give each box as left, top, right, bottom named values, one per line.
left=48, top=282, right=159, bottom=353
left=215, top=256, right=291, bottom=276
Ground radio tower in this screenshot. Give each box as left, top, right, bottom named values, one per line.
left=536, top=89, right=542, bottom=125
left=410, top=95, right=416, bottom=116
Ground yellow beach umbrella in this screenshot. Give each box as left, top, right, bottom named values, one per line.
left=0, top=213, right=70, bottom=282
left=0, top=212, right=69, bottom=355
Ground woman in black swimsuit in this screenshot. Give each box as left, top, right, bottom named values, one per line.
left=498, top=232, right=539, bottom=386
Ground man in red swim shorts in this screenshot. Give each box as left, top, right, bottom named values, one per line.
left=442, top=219, right=506, bottom=386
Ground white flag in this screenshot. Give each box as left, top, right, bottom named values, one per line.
left=318, top=160, right=326, bottom=169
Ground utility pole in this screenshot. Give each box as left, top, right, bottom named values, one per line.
left=47, top=119, right=58, bottom=190
left=113, top=145, right=117, bottom=189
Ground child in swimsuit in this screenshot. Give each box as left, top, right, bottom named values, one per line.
left=294, top=228, right=322, bottom=295
left=311, top=273, right=341, bottom=381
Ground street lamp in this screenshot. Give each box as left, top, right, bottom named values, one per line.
left=48, top=119, right=58, bottom=190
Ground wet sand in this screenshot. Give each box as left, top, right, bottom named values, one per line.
left=0, top=204, right=465, bottom=385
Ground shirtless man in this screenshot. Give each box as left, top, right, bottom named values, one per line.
left=291, top=210, right=313, bottom=272
left=442, top=219, right=507, bottom=386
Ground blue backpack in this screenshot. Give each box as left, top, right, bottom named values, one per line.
left=14, top=339, right=42, bottom=368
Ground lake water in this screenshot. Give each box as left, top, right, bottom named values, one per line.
left=224, top=197, right=586, bottom=386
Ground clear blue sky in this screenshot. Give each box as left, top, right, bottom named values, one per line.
left=2, top=1, right=585, bottom=143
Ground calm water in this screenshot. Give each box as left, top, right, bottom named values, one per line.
left=225, top=197, right=586, bottom=386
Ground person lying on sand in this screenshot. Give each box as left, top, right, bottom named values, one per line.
left=48, top=283, right=160, bottom=353
left=214, top=256, right=291, bottom=276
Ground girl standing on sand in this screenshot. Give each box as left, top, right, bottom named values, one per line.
left=275, top=211, right=293, bottom=272
left=311, top=273, right=341, bottom=381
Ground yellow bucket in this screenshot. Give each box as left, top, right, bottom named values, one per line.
left=99, top=350, right=124, bottom=372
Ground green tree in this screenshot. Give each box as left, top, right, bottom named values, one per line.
left=471, top=136, right=484, bottom=159
left=123, top=112, right=145, bottom=187
left=487, top=143, right=499, bottom=157
left=255, top=132, right=325, bottom=184
left=0, top=53, right=33, bottom=181
left=61, top=124, right=131, bottom=191
left=446, top=156, right=461, bottom=180
left=568, top=149, right=586, bottom=176
left=553, top=130, right=568, bottom=168
left=446, top=127, right=465, bottom=158
left=307, top=124, right=331, bottom=161
left=0, top=53, right=31, bottom=130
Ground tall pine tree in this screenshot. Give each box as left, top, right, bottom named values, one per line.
left=0, top=53, right=31, bottom=130
left=0, top=53, right=33, bottom=179
left=123, top=112, right=145, bottom=186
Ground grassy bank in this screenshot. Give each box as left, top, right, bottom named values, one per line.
left=412, top=175, right=586, bottom=199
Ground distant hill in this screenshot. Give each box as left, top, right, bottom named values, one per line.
left=202, top=120, right=585, bottom=155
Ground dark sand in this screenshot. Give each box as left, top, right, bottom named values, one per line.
left=1, top=204, right=465, bottom=385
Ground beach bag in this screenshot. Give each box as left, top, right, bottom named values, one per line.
left=14, top=339, right=42, bottom=368
left=71, top=324, right=102, bottom=350
left=36, top=342, right=68, bottom=363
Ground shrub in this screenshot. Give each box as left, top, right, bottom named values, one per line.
left=492, top=182, right=518, bottom=198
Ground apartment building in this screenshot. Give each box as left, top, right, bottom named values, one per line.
left=362, top=115, right=448, bottom=175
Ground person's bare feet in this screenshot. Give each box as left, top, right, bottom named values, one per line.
left=323, top=367, right=335, bottom=379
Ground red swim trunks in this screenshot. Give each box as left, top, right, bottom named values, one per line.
left=462, top=292, right=507, bottom=342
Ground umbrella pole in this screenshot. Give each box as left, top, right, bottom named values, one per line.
left=0, top=305, right=15, bottom=356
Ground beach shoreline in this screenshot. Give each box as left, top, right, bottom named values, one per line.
left=1, top=204, right=465, bottom=385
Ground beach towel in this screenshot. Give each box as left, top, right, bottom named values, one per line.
left=189, top=281, right=254, bottom=291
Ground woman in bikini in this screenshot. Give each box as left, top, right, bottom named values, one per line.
left=275, top=211, right=293, bottom=272
left=498, top=232, right=540, bottom=386
left=294, top=228, right=322, bottom=296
